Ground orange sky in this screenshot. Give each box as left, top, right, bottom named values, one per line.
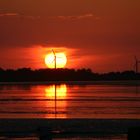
left=0, top=0, right=140, bottom=72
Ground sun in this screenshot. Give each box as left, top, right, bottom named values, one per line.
left=45, top=52, right=67, bottom=68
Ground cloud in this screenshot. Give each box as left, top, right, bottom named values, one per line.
left=50, top=13, right=100, bottom=20
left=0, top=12, right=19, bottom=17
left=0, top=11, right=41, bottom=20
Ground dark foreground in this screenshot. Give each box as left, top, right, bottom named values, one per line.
left=0, top=119, right=140, bottom=139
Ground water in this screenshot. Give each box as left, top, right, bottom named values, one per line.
left=0, top=82, right=139, bottom=140
left=0, top=134, right=127, bottom=140
left=0, top=83, right=139, bottom=119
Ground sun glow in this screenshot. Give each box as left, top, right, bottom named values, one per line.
left=45, top=52, right=67, bottom=68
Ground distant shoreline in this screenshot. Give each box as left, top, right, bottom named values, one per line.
left=1, top=68, right=140, bottom=82
left=0, top=80, right=140, bottom=85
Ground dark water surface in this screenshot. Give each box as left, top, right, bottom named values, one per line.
left=0, top=82, right=139, bottom=119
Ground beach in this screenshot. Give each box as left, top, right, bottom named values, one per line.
left=0, top=119, right=139, bottom=139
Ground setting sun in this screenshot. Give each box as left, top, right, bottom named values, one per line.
left=45, top=52, right=67, bottom=68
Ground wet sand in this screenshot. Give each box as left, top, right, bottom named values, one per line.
left=0, top=119, right=139, bottom=137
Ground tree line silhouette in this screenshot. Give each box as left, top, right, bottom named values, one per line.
left=0, top=68, right=140, bottom=82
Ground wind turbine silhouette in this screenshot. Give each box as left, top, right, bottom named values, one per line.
left=51, top=49, right=64, bottom=69
left=52, top=49, right=57, bottom=69
left=134, top=56, right=140, bottom=73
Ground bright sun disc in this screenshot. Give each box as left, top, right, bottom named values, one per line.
left=45, top=52, right=67, bottom=68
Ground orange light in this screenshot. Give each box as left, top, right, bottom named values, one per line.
left=45, top=84, right=67, bottom=118
left=45, top=84, right=67, bottom=99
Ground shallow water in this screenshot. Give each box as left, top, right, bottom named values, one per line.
left=0, top=83, right=139, bottom=140
left=54, top=134, right=127, bottom=140
left=0, top=83, right=139, bottom=119
left=0, top=134, right=127, bottom=140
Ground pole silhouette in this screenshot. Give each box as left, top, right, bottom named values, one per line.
left=134, top=56, right=140, bottom=73
left=54, top=84, right=57, bottom=118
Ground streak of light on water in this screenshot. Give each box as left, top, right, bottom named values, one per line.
left=54, top=134, right=127, bottom=140
left=0, top=134, right=127, bottom=140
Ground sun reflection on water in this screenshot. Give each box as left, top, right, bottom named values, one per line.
left=45, top=84, right=67, bottom=99
left=45, top=84, right=67, bottom=118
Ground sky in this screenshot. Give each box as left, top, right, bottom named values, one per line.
left=0, top=0, right=140, bottom=72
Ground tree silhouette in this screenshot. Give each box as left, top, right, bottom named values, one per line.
left=0, top=68, right=139, bottom=82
